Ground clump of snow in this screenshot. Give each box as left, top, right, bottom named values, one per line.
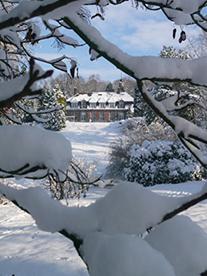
left=82, top=232, right=176, bottom=276
left=0, top=125, right=72, bottom=181
left=92, top=182, right=188, bottom=235
left=2, top=181, right=207, bottom=275
left=146, top=215, right=207, bottom=276
left=0, top=184, right=97, bottom=236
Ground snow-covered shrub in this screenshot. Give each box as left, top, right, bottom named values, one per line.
left=124, top=140, right=205, bottom=185
left=106, top=118, right=176, bottom=179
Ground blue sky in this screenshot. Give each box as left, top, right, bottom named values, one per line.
left=33, top=3, right=200, bottom=81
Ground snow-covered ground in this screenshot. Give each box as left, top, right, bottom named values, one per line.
left=0, top=122, right=207, bottom=275
left=62, top=122, right=122, bottom=175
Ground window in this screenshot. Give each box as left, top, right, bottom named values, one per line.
left=119, top=100, right=125, bottom=108
left=109, top=103, right=115, bottom=108
left=99, top=111, right=104, bottom=121
left=90, top=103, right=96, bottom=108
left=118, top=112, right=125, bottom=120
left=100, top=103, right=106, bottom=108
left=109, top=112, right=115, bottom=121
left=71, top=102, right=78, bottom=108
left=92, top=112, right=96, bottom=121
left=81, top=100, right=87, bottom=108
left=80, top=111, right=87, bottom=121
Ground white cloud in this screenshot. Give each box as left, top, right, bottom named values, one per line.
left=122, top=19, right=177, bottom=52
left=121, top=19, right=200, bottom=53
left=93, top=4, right=200, bottom=54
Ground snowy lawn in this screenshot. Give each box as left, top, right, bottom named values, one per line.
left=62, top=121, right=122, bottom=175
left=0, top=122, right=207, bottom=275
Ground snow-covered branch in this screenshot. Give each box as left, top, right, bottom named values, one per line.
left=0, top=0, right=90, bottom=30
left=0, top=183, right=84, bottom=258
left=1, top=181, right=207, bottom=274
left=0, top=59, right=53, bottom=108
left=139, top=80, right=207, bottom=167
left=0, top=125, right=72, bottom=181
left=63, top=14, right=207, bottom=86
left=1, top=181, right=206, bottom=237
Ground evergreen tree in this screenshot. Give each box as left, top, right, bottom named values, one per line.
left=133, top=87, right=157, bottom=124
left=105, top=82, right=114, bottom=92
left=40, top=85, right=66, bottom=131
left=133, top=46, right=207, bottom=127
left=160, top=46, right=207, bottom=128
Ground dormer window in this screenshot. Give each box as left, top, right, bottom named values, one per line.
left=109, top=103, right=115, bottom=108
left=90, top=103, right=96, bottom=108
left=119, top=100, right=125, bottom=108
left=100, top=103, right=105, bottom=108
left=81, top=100, right=87, bottom=108
left=71, top=102, right=78, bottom=108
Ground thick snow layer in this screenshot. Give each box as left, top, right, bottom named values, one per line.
left=1, top=180, right=203, bottom=240
left=92, top=182, right=192, bottom=235
left=0, top=181, right=207, bottom=275
left=1, top=121, right=207, bottom=275
left=146, top=215, right=207, bottom=276
left=68, top=92, right=133, bottom=105
left=0, top=202, right=88, bottom=276
left=2, top=180, right=206, bottom=240
left=83, top=232, right=176, bottom=276
left=0, top=125, right=72, bottom=181
left=0, top=184, right=97, bottom=236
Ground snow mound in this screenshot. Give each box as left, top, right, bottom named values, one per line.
left=83, top=232, right=175, bottom=276
left=146, top=215, right=207, bottom=276
left=0, top=184, right=97, bottom=236
left=0, top=125, right=72, bottom=181
left=93, top=182, right=186, bottom=234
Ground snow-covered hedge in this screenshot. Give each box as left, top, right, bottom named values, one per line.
left=124, top=140, right=205, bottom=185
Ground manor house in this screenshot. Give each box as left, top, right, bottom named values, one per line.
left=66, top=91, right=134, bottom=122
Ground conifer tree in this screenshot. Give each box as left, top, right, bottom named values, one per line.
left=40, top=85, right=66, bottom=131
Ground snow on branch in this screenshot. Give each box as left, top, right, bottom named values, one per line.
left=0, top=183, right=85, bottom=258
left=1, top=181, right=207, bottom=274
left=0, top=125, right=72, bottom=181
left=63, top=14, right=207, bottom=86
left=2, top=181, right=207, bottom=237
left=140, top=80, right=207, bottom=167
left=0, top=0, right=90, bottom=30
left=0, top=59, right=53, bottom=108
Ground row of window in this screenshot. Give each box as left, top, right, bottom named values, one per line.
left=69, top=102, right=125, bottom=109
left=79, top=111, right=125, bottom=122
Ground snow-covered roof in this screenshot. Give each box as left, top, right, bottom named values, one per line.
left=69, top=94, right=90, bottom=103
left=67, top=91, right=133, bottom=104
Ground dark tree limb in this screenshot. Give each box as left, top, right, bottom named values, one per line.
left=0, top=59, right=53, bottom=109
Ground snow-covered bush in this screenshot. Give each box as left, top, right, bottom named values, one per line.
left=124, top=140, right=205, bottom=185
left=107, top=118, right=176, bottom=178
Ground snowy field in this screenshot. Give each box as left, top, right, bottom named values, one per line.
left=62, top=121, right=122, bottom=175
left=0, top=122, right=207, bottom=275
